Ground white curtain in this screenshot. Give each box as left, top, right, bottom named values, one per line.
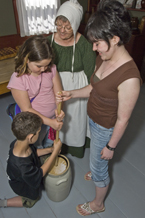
left=16, top=0, right=60, bottom=37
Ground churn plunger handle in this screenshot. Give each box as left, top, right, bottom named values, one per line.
left=55, top=92, right=62, bottom=166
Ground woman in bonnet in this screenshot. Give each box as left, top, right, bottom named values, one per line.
left=47, top=0, right=96, bottom=158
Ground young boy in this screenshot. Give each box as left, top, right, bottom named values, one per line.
left=0, top=111, right=62, bottom=208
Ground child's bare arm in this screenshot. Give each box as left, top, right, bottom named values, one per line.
left=40, top=139, right=62, bottom=176
left=11, top=88, right=63, bottom=131
left=37, top=147, right=53, bottom=157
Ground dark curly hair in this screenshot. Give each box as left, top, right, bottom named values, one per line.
left=12, top=111, right=42, bottom=141
left=15, top=35, right=55, bottom=77
left=85, top=0, right=132, bottom=49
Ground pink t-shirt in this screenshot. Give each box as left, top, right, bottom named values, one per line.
left=7, top=64, right=57, bottom=118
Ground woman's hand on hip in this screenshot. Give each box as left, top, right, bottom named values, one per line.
left=101, top=147, right=114, bottom=160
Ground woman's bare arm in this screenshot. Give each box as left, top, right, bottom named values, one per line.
left=56, top=84, right=93, bottom=102
left=101, top=77, right=140, bottom=160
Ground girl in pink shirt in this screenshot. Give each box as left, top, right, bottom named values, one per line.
left=7, top=35, right=64, bottom=148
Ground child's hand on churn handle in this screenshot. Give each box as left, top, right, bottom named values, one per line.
left=53, top=139, right=62, bottom=155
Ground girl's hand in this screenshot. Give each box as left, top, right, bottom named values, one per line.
left=55, top=109, right=65, bottom=122
left=56, top=91, right=72, bottom=103
left=50, top=118, right=63, bottom=131
left=101, top=147, right=114, bottom=160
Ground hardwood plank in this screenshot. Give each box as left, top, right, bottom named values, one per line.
left=0, top=82, right=10, bottom=95
left=0, top=58, right=15, bottom=94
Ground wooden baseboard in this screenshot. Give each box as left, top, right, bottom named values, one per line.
left=0, top=33, right=51, bottom=50
left=0, top=34, right=28, bottom=49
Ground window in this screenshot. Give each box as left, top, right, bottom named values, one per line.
left=16, top=0, right=60, bottom=36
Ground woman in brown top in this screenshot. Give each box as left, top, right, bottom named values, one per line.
left=56, top=0, right=141, bottom=216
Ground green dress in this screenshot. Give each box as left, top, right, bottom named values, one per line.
left=48, top=34, right=96, bottom=158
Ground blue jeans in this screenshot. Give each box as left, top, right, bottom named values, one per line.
left=89, top=118, right=114, bottom=188
left=34, top=124, right=53, bottom=148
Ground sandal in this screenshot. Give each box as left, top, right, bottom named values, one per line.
left=76, top=202, right=105, bottom=216
left=84, top=171, right=92, bottom=181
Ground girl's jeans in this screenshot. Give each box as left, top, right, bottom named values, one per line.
left=89, top=118, right=114, bottom=187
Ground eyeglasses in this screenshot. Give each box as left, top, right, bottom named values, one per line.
left=56, top=24, right=72, bottom=32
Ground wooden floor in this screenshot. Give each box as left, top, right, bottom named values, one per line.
left=0, top=84, right=145, bottom=218
left=0, top=58, right=15, bottom=95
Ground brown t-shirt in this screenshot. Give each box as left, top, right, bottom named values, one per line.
left=87, top=55, right=141, bottom=129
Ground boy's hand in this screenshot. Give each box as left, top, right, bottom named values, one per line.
left=53, top=139, right=62, bottom=154
left=51, top=118, right=63, bottom=131
left=55, top=109, right=65, bottom=122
